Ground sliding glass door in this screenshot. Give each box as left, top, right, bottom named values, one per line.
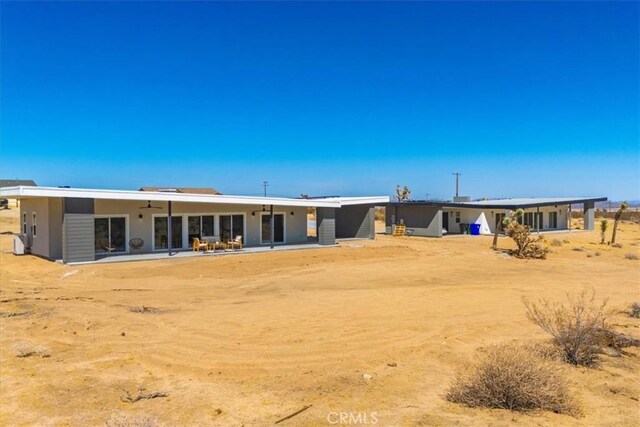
left=94, top=216, right=127, bottom=253
left=219, top=215, right=244, bottom=242
left=261, top=213, right=284, bottom=244
left=154, top=216, right=183, bottom=250
left=188, top=215, right=215, bottom=245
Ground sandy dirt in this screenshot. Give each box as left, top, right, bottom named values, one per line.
left=0, top=207, right=638, bottom=426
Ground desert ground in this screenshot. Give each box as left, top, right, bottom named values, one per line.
left=0, top=207, right=638, bottom=426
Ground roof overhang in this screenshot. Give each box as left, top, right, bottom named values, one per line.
left=388, top=197, right=608, bottom=210
left=0, top=186, right=389, bottom=208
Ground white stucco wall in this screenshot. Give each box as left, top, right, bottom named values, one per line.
left=94, top=200, right=309, bottom=253
left=443, top=205, right=570, bottom=234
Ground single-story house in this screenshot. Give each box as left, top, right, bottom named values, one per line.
left=386, top=197, right=607, bottom=237
left=1, top=186, right=388, bottom=264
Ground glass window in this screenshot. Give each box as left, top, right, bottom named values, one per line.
left=455, top=212, right=460, bottom=224
left=261, top=213, right=284, bottom=243
left=219, top=215, right=244, bottom=242
left=32, top=213, right=37, bottom=237
left=22, top=212, right=27, bottom=234
left=154, top=216, right=183, bottom=250
left=188, top=216, right=201, bottom=246
left=94, top=217, right=126, bottom=253
left=202, top=215, right=214, bottom=236
left=154, top=217, right=168, bottom=250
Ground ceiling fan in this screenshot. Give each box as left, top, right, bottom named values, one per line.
left=139, top=201, right=163, bottom=210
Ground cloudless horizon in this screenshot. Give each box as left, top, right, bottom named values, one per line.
left=1, top=1, right=639, bottom=200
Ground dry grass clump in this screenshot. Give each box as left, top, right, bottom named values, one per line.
left=612, top=243, right=623, bottom=248
left=624, top=253, right=639, bottom=260
left=129, top=306, right=161, bottom=314
left=629, top=302, right=640, bottom=318
left=572, top=247, right=585, bottom=252
left=550, top=239, right=563, bottom=247
left=105, top=413, right=158, bottom=427
left=446, top=344, right=579, bottom=415
left=12, top=341, right=51, bottom=358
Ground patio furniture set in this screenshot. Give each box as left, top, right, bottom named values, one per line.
left=192, top=236, right=243, bottom=253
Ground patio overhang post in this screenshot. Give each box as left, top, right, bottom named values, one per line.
left=270, top=204, right=274, bottom=249
left=568, top=204, right=572, bottom=231
left=536, top=206, right=540, bottom=234
left=168, top=200, right=173, bottom=256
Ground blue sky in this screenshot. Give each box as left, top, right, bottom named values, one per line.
left=1, top=1, right=638, bottom=200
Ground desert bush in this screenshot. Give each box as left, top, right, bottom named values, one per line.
left=105, top=414, right=158, bottom=427
left=502, top=210, right=549, bottom=259
left=446, top=344, right=578, bottom=415
left=550, top=239, right=563, bottom=247
left=523, top=290, right=609, bottom=366
left=599, top=219, right=608, bottom=244
left=572, top=247, right=585, bottom=252
left=594, top=251, right=601, bottom=256
left=612, top=243, right=623, bottom=248
left=562, top=239, right=570, bottom=244
left=624, top=253, right=639, bottom=260
left=628, top=302, right=640, bottom=318
left=12, top=341, right=50, bottom=358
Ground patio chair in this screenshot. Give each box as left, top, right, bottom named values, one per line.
left=193, top=237, right=208, bottom=252
left=227, top=235, right=242, bottom=251
left=129, top=238, right=144, bottom=254
left=98, top=239, right=116, bottom=255
left=207, top=235, right=226, bottom=251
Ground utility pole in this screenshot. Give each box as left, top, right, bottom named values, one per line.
left=452, top=172, right=461, bottom=197
left=262, top=181, right=269, bottom=197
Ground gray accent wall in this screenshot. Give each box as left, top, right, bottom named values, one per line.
left=583, top=201, right=595, bottom=231
left=63, top=214, right=95, bottom=263
left=335, top=205, right=375, bottom=239
left=316, top=207, right=336, bottom=245
left=385, top=204, right=443, bottom=237
left=48, top=198, right=63, bottom=260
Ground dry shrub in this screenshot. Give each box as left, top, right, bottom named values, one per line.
left=551, top=239, right=563, bottom=247
left=629, top=302, right=640, bottom=318
left=12, top=341, right=50, bottom=358
left=446, top=344, right=579, bottom=415
left=612, top=243, right=623, bottom=248
left=624, top=253, right=639, bottom=260
left=523, top=290, right=608, bottom=366
left=129, top=306, right=161, bottom=314
left=572, top=247, right=585, bottom=252
left=502, top=211, right=549, bottom=259
left=105, top=413, right=158, bottom=427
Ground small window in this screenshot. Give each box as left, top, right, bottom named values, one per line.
left=32, top=212, right=37, bottom=237
left=22, top=212, right=27, bottom=234
left=455, top=212, right=461, bottom=224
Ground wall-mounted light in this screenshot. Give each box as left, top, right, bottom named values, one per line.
left=290, top=211, right=294, bottom=216
left=138, top=213, right=143, bottom=220
left=251, top=211, right=256, bottom=216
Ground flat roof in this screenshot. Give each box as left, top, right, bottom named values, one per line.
left=0, top=186, right=388, bottom=208
left=389, top=196, right=607, bottom=210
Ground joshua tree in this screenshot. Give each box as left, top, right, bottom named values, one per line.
left=611, top=201, right=628, bottom=245
left=599, top=219, right=608, bottom=244
left=502, top=209, right=548, bottom=259
left=395, top=185, right=411, bottom=202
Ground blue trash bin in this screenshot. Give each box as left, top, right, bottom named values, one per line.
left=470, top=223, right=481, bottom=235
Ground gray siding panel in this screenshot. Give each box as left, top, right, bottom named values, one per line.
left=63, top=214, right=95, bottom=263
left=316, top=207, right=336, bottom=245
left=335, top=205, right=375, bottom=239
left=385, top=204, right=443, bottom=237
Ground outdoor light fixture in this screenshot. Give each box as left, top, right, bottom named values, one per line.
left=252, top=212, right=256, bottom=216
left=290, top=211, right=294, bottom=216
left=138, top=214, right=143, bottom=219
